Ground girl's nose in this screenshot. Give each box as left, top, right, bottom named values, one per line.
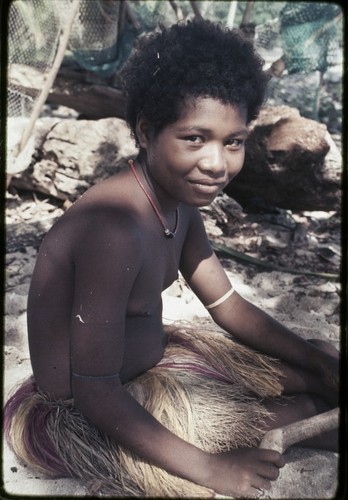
left=199, top=144, right=226, bottom=176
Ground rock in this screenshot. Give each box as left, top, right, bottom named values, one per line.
left=6, top=218, right=59, bottom=253
left=225, top=106, right=341, bottom=211
left=263, top=106, right=329, bottom=156
left=11, top=117, right=138, bottom=201
left=11, top=108, right=340, bottom=211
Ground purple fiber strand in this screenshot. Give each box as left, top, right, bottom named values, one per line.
left=25, top=405, right=69, bottom=475
left=167, top=332, right=236, bottom=384
left=3, top=378, right=69, bottom=476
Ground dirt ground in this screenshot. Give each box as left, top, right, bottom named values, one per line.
left=3, top=1, right=344, bottom=491
left=3, top=202, right=341, bottom=498
left=3, top=93, right=343, bottom=498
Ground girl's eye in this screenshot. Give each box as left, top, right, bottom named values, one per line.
left=185, top=135, right=203, bottom=144
left=226, top=138, right=244, bottom=150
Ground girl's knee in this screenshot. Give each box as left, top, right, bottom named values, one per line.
left=296, top=393, right=329, bottom=416
left=265, top=393, right=330, bottom=429
left=307, top=339, right=339, bottom=358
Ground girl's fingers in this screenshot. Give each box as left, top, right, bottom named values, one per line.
left=259, top=449, right=286, bottom=468
left=258, top=462, right=281, bottom=480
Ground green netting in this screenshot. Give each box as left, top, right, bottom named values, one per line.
left=67, top=0, right=179, bottom=77
left=7, top=0, right=77, bottom=175
left=6, top=0, right=342, bottom=175
left=67, top=0, right=126, bottom=77
left=7, top=0, right=179, bottom=121
left=279, top=2, right=341, bottom=74
left=8, top=0, right=342, bottom=119
left=8, top=0, right=65, bottom=119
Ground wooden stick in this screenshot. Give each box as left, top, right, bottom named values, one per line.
left=18, top=0, right=81, bottom=153
left=259, top=407, right=339, bottom=453
left=189, top=1, right=203, bottom=20
left=169, top=1, right=183, bottom=21
left=226, top=1, right=238, bottom=29
left=240, top=0, right=254, bottom=26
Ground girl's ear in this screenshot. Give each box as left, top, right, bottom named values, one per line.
left=135, top=115, right=152, bottom=149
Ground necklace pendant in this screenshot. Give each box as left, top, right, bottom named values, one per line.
left=164, top=229, right=175, bottom=239
left=129, top=160, right=179, bottom=239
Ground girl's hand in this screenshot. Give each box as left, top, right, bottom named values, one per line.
left=205, top=448, right=285, bottom=498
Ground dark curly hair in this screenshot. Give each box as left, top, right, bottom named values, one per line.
left=121, top=19, right=269, bottom=140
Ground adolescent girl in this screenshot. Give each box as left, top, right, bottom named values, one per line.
left=5, top=20, right=338, bottom=498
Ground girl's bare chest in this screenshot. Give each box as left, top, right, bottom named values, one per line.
left=127, top=238, right=182, bottom=317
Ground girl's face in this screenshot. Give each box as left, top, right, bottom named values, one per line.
left=137, top=97, right=248, bottom=208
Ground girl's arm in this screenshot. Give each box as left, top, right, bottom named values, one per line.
left=72, top=364, right=284, bottom=497
left=70, top=208, right=284, bottom=497
left=180, top=209, right=338, bottom=390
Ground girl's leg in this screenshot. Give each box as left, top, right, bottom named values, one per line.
left=261, top=339, right=339, bottom=452
left=307, top=338, right=339, bottom=358
left=276, top=360, right=338, bottom=407
left=278, top=338, right=339, bottom=407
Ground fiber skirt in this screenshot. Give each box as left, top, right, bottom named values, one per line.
left=4, top=322, right=283, bottom=497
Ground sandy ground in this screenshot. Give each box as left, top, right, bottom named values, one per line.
left=2, top=230, right=341, bottom=498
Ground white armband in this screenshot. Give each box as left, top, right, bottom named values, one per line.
left=205, top=287, right=234, bottom=310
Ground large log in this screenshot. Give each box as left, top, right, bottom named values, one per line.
left=47, top=74, right=126, bottom=119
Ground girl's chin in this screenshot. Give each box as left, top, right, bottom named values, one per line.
left=188, top=194, right=220, bottom=208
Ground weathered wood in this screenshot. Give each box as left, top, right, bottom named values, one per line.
left=10, top=117, right=137, bottom=201
left=47, top=76, right=126, bottom=119
left=9, top=63, right=126, bottom=120
left=259, top=408, right=339, bottom=453
left=19, top=0, right=81, bottom=153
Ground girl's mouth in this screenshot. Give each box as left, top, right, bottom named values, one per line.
left=188, top=180, right=224, bottom=195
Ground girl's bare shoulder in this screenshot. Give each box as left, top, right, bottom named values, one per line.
left=43, top=174, right=142, bottom=252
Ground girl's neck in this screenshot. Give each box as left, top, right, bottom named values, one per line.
left=129, top=159, right=180, bottom=238
left=137, top=156, right=179, bottom=215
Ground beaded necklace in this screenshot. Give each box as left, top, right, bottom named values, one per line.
left=128, top=159, right=179, bottom=239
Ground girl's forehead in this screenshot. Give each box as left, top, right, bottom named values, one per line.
left=174, top=96, right=248, bottom=129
